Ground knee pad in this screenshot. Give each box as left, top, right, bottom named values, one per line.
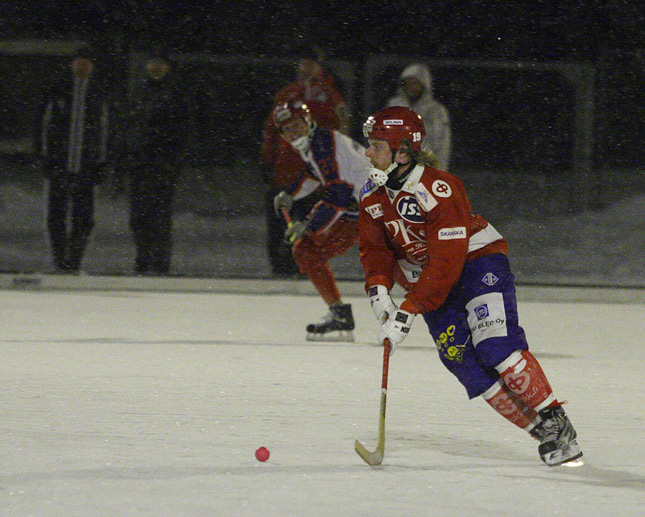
left=495, top=350, right=555, bottom=411
left=482, top=379, right=539, bottom=431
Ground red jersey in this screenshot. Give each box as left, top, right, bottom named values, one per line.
left=260, top=76, right=345, bottom=188
left=358, top=164, right=508, bottom=314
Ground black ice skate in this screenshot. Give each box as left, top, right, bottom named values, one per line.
left=531, top=406, right=583, bottom=466
left=306, top=303, right=355, bottom=342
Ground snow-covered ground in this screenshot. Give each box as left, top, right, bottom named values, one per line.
left=1, top=180, right=643, bottom=287
left=0, top=286, right=643, bottom=516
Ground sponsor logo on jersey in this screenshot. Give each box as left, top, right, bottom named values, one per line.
left=432, top=179, right=452, bottom=198
left=386, top=221, right=426, bottom=260
left=415, top=183, right=438, bottom=212
left=474, top=304, right=489, bottom=320
left=482, top=272, right=499, bottom=286
left=383, top=119, right=404, bottom=125
left=359, top=179, right=378, bottom=200
left=438, top=227, right=466, bottom=240
left=365, top=203, right=383, bottom=218
left=396, top=196, right=423, bottom=223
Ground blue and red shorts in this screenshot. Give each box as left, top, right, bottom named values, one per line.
left=422, top=253, right=529, bottom=398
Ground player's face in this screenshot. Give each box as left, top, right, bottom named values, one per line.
left=365, top=139, right=392, bottom=170
left=279, top=117, right=309, bottom=142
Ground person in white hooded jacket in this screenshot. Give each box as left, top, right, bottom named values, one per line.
left=386, top=63, right=451, bottom=171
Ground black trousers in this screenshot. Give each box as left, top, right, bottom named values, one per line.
left=129, top=166, right=176, bottom=275
left=46, top=173, right=95, bottom=272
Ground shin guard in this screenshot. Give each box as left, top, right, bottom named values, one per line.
left=495, top=350, right=556, bottom=411
left=482, top=379, right=539, bottom=431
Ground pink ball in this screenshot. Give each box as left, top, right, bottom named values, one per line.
left=255, top=446, right=270, bottom=462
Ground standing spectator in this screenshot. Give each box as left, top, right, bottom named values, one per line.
left=277, top=47, right=351, bottom=135
left=272, top=100, right=370, bottom=341
left=122, top=50, right=189, bottom=276
left=37, top=45, right=111, bottom=274
left=386, top=63, right=451, bottom=170
left=260, top=47, right=349, bottom=277
left=359, top=106, right=582, bottom=466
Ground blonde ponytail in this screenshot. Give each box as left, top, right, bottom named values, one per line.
left=414, top=150, right=440, bottom=168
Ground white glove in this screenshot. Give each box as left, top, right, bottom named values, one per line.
left=378, top=310, right=415, bottom=355
left=368, top=285, right=397, bottom=324
left=273, top=191, right=293, bottom=216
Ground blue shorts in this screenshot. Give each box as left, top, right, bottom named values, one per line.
left=422, top=254, right=529, bottom=399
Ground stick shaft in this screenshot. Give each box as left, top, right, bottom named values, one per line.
left=280, top=206, right=292, bottom=223
left=376, top=338, right=390, bottom=452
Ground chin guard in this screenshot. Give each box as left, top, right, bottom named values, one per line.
left=368, top=163, right=397, bottom=186
left=290, top=135, right=310, bottom=152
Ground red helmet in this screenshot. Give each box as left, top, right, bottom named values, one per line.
left=363, top=106, right=426, bottom=152
left=272, top=100, right=312, bottom=130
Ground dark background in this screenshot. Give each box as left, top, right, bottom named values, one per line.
left=1, top=0, right=642, bottom=168
left=0, top=1, right=642, bottom=284
left=1, top=1, right=641, bottom=58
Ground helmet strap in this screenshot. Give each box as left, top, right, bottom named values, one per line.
left=385, top=160, right=416, bottom=190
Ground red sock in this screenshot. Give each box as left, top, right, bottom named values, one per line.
left=482, top=380, right=539, bottom=431
left=495, top=350, right=556, bottom=412
left=305, top=264, right=340, bottom=306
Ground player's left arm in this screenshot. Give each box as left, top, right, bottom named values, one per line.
left=305, top=180, right=354, bottom=235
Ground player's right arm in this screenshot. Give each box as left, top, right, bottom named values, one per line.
left=358, top=185, right=397, bottom=291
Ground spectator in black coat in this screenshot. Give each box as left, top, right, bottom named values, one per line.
left=37, top=45, right=111, bottom=273
left=123, top=51, right=189, bottom=275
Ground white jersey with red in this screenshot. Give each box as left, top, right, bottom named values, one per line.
left=287, top=126, right=371, bottom=236
left=359, top=163, right=508, bottom=314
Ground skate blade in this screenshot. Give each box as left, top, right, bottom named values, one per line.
left=542, top=440, right=583, bottom=467
left=561, top=458, right=585, bottom=468
left=306, top=330, right=355, bottom=342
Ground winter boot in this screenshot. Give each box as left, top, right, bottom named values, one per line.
left=531, top=406, right=583, bottom=466
left=306, top=303, right=355, bottom=342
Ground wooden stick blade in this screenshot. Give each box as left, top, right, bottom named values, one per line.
left=354, top=439, right=384, bottom=466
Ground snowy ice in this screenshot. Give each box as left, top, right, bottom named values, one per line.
left=0, top=284, right=643, bottom=516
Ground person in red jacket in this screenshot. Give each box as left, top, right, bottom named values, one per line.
left=358, top=106, right=582, bottom=467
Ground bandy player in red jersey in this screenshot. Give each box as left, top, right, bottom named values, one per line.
left=358, top=106, right=582, bottom=467
left=272, top=100, right=371, bottom=341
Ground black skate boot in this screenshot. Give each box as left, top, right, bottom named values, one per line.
left=306, top=303, right=355, bottom=342
left=531, top=406, right=583, bottom=466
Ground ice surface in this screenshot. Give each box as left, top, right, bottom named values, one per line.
left=0, top=287, right=643, bottom=516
